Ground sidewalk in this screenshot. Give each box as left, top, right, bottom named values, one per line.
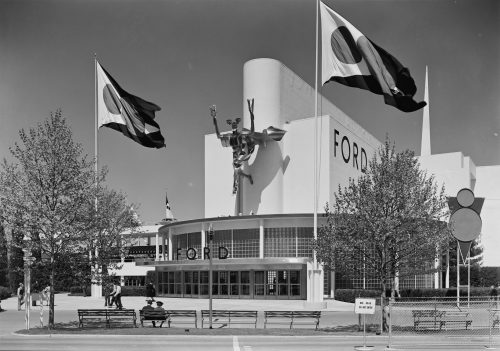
left=0, top=294, right=359, bottom=335
left=1, top=293, right=355, bottom=311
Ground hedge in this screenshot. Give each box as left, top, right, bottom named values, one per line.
left=334, top=289, right=381, bottom=303
left=335, top=287, right=494, bottom=302
left=68, top=285, right=149, bottom=297
left=69, top=286, right=91, bottom=296
left=0, top=286, right=11, bottom=300
left=121, top=286, right=146, bottom=296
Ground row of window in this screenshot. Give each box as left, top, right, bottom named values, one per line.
left=157, top=270, right=303, bottom=298
left=324, top=271, right=436, bottom=292
left=169, top=227, right=314, bottom=260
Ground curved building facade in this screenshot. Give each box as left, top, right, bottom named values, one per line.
left=137, top=214, right=323, bottom=300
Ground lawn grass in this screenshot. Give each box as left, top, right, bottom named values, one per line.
left=16, top=323, right=379, bottom=336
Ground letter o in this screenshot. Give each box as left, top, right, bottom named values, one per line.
left=341, top=136, right=350, bottom=163
left=186, top=248, right=197, bottom=260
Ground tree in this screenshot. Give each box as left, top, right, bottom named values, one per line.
left=0, top=110, right=137, bottom=327
left=314, top=138, right=451, bottom=330
left=75, top=187, right=139, bottom=293
left=0, top=222, right=8, bottom=287
left=447, top=238, right=485, bottom=287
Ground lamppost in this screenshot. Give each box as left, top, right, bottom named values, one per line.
left=22, top=233, right=35, bottom=331
left=208, top=224, right=214, bottom=329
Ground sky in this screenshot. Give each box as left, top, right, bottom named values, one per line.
left=1, top=0, right=499, bottom=226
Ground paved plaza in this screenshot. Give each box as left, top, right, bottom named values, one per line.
left=0, top=293, right=359, bottom=335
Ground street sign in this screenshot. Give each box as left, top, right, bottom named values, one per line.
left=355, top=298, right=376, bottom=315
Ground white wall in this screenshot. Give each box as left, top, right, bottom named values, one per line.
left=109, top=262, right=153, bottom=276
left=474, top=165, right=500, bottom=266
left=417, top=152, right=475, bottom=195
left=204, top=133, right=237, bottom=217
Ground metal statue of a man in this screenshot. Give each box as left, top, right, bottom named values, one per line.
left=210, top=98, right=286, bottom=195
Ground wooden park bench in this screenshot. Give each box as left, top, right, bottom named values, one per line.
left=490, top=309, right=500, bottom=328
left=201, top=310, right=258, bottom=328
left=441, top=311, right=472, bottom=330
left=166, top=310, right=198, bottom=328
left=412, top=310, right=445, bottom=331
left=77, top=309, right=137, bottom=328
left=264, top=311, right=321, bottom=330
left=412, top=309, right=473, bottom=331
left=139, top=309, right=169, bottom=327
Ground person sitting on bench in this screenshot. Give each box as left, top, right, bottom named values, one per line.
left=154, top=301, right=166, bottom=328
left=141, top=300, right=156, bottom=327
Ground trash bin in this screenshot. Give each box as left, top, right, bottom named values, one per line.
left=31, top=293, right=39, bottom=306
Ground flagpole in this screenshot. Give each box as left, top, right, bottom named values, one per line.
left=311, top=0, right=319, bottom=303
left=93, top=53, right=99, bottom=298
left=95, top=53, right=98, bottom=187
left=313, top=0, right=319, bottom=259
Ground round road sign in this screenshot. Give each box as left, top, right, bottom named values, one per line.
left=457, top=188, right=475, bottom=207
left=449, top=207, right=482, bottom=241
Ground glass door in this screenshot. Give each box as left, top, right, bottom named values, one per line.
left=219, top=271, right=229, bottom=297
left=254, top=271, right=265, bottom=298
left=240, top=271, right=251, bottom=297
left=229, top=271, right=239, bottom=298
left=277, top=270, right=288, bottom=298
left=266, top=270, right=277, bottom=297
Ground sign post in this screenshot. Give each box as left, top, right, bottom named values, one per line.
left=208, top=224, right=214, bottom=329
left=447, top=188, right=483, bottom=307
left=354, top=298, right=376, bottom=351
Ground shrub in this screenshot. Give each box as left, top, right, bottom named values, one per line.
left=335, top=289, right=381, bottom=303
left=335, top=287, right=494, bottom=301
left=0, top=286, right=12, bottom=300
left=121, top=285, right=145, bottom=296
left=69, top=286, right=91, bottom=296
left=399, top=288, right=447, bottom=298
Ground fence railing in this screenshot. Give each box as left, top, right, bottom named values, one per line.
left=388, top=299, right=500, bottom=349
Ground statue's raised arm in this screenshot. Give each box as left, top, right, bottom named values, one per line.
left=247, top=98, right=255, bottom=134
left=209, top=105, right=221, bottom=139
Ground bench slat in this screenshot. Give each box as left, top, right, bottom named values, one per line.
left=77, top=309, right=137, bottom=328
left=167, top=310, right=197, bottom=328
left=201, top=310, right=258, bottom=328
left=264, top=311, right=321, bottom=330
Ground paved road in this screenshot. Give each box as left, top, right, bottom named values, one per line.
left=1, top=294, right=498, bottom=350
left=0, top=334, right=497, bottom=351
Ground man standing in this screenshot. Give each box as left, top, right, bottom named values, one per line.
left=145, top=282, right=156, bottom=302
left=111, top=282, right=123, bottom=309
left=17, top=283, right=24, bottom=311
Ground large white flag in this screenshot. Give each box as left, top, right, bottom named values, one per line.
left=320, top=2, right=426, bottom=113
left=96, top=61, right=165, bottom=148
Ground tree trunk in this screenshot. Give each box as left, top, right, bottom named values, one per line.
left=381, top=281, right=388, bottom=332
left=48, top=266, right=55, bottom=329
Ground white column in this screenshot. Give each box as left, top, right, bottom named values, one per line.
left=155, top=232, right=160, bottom=261
left=330, top=271, right=335, bottom=298
left=162, top=233, right=166, bottom=261
left=259, top=219, right=264, bottom=259
left=201, top=224, right=206, bottom=259
left=242, top=59, right=284, bottom=215
left=168, top=229, right=173, bottom=261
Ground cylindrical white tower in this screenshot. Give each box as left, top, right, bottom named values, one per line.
left=241, top=59, right=285, bottom=215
